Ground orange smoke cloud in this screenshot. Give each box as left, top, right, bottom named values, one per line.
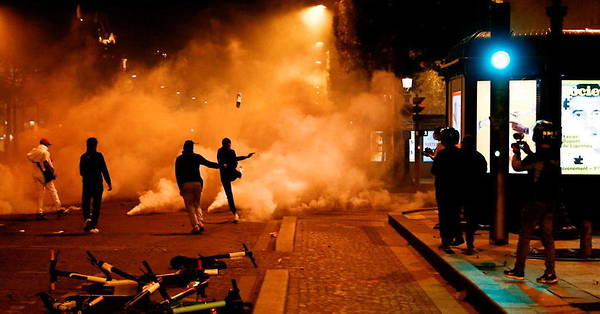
left=0, top=6, right=434, bottom=218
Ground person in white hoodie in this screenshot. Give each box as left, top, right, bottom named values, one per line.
left=27, top=138, right=67, bottom=220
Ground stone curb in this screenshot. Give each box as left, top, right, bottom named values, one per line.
left=388, top=213, right=508, bottom=314
left=252, top=269, right=289, bottom=314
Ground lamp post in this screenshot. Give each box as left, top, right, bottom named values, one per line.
left=402, top=77, right=422, bottom=189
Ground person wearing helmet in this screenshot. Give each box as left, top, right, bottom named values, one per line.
left=26, top=138, right=68, bottom=220
left=504, top=120, right=560, bottom=284
left=175, top=140, right=220, bottom=234
left=431, top=127, right=465, bottom=253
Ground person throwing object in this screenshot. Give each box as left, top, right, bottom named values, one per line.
left=217, top=138, right=254, bottom=223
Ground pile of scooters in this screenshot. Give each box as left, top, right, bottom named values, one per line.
left=39, top=244, right=258, bottom=313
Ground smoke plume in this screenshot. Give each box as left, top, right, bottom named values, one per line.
left=0, top=5, right=434, bottom=218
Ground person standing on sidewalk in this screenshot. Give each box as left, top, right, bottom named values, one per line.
left=217, top=138, right=254, bottom=223
left=27, top=138, right=68, bottom=220
left=504, top=121, right=560, bottom=284
left=431, top=127, right=465, bottom=253
left=80, top=137, right=112, bottom=233
left=423, top=127, right=445, bottom=160
left=175, top=140, right=220, bottom=234
left=460, top=135, right=487, bottom=255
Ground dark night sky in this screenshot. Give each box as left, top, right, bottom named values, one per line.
left=1, top=0, right=493, bottom=73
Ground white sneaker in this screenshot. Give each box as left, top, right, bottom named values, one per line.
left=232, top=213, right=240, bottom=223
left=89, top=228, right=100, bottom=234
left=83, top=218, right=92, bottom=230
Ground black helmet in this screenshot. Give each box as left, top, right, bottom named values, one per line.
left=440, top=127, right=460, bottom=147
left=532, top=120, right=558, bottom=145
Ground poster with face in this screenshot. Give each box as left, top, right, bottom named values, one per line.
left=561, top=80, right=600, bottom=175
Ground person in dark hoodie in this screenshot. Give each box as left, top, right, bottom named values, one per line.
left=80, top=137, right=112, bottom=233
left=460, top=135, right=487, bottom=255
left=175, top=140, right=220, bottom=234
left=431, top=127, right=464, bottom=253
left=217, top=138, right=254, bottom=223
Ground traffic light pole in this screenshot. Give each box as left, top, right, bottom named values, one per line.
left=411, top=96, right=426, bottom=191
left=490, top=79, right=509, bottom=245
left=413, top=115, right=421, bottom=190
left=489, top=1, right=511, bottom=245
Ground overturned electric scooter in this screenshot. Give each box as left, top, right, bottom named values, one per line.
left=169, top=244, right=258, bottom=272
left=40, top=245, right=257, bottom=313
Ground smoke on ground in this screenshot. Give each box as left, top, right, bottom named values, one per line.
left=1, top=5, right=435, bottom=218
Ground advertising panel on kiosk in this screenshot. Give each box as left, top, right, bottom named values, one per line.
left=508, top=80, right=537, bottom=174
left=561, top=80, right=600, bottom=175
left=451, top=91, right=462, bottom=136
left=476, top=81, right=491, bottom=172
left=409, top=131, right=437, bottom=162
left=476, top=80, right=537, bottom=174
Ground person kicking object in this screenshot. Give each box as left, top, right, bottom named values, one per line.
left=217, top=138, right=254, bottom=223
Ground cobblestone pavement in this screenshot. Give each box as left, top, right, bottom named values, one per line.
left=284, top=213, right=444, bottom=314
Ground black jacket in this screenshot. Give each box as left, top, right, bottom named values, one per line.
left=80, top=152, right=111, bottom=186
left=175, top=152, right=220, bottom=190
left=512, top=151, right=560, bottom=202
left=431, top=146, right=465, bottom=201
left=463, top=149, right=487, bottom=186
left=217, top=147, right=248, bottom=178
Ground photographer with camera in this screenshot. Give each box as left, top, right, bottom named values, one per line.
left=504, top=121, right=561, bottom=284
left=423, top=127, right=444, bottom=160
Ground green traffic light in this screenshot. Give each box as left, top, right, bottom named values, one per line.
left=491, top=50, right=510, bottom=70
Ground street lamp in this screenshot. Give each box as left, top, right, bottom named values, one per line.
left=301, top=5, right=328, bottom=30
left=401, top=77, right=413, bottom=90
left=400, top=76, right=422, bottom=189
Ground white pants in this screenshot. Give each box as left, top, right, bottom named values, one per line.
left=181, top=182, right=204, bottom=227
left=34, top=176, right=61, bottom=214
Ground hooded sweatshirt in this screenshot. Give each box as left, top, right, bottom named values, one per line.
left=27, top=144, right=53, bottom=178
left=175, top=150, right=220, bottom=191
left=80, top=145, right=111, bottom=187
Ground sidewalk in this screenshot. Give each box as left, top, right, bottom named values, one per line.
left=279, top=213, right=470, bottom=313
left=389, top=210, right=600, bottom=313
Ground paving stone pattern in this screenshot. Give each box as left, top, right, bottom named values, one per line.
left=286, top=217, right=440, bottom=313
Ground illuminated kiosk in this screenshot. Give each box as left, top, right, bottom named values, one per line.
left=440, top=28, right=600, bottom=240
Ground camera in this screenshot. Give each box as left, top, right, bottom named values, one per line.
left=512, top=132, right=525, bottom=152
left=423, top=147, right=434, bottom=156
